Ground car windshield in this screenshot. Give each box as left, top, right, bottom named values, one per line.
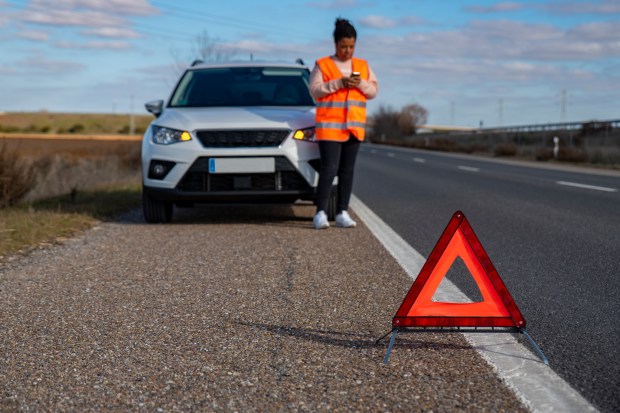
left=169, top=67, right=315, bottom=107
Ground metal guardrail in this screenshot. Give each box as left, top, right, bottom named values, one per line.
left=473, top=119, right=620, bottom=134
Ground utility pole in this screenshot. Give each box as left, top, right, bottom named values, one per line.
left=498, top=98, right=504, bottom=127
left=450, top=101, right=455, bottom=125
left=560, top=89, right=567, bottom=123
left=129, top=94, right=135, bottom=135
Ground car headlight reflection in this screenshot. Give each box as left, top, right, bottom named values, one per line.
left=293, top=127, right=316, bottom=142
left=152, top=126, right=192, bottom=145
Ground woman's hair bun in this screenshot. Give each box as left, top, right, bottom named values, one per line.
left=335, top=18, right=349, bottom=27
left=333, top=17, right=357, bottom=42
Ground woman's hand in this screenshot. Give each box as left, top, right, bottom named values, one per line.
left=342, top=75, right=361, bottom=89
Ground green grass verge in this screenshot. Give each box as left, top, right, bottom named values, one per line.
left=0, top=184, right=141, bottom=261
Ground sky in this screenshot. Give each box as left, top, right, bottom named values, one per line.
left=0, top=0, right=619, bottom=128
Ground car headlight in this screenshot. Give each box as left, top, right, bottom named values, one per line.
left=152, top=126, right=192, bottom=145
left=293, top=127, right=316, bottom=142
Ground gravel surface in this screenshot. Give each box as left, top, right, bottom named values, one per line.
left=0, top=204, right=528, bottom=412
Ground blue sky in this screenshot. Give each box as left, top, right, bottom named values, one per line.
left=0, top=0, right=619, bottom=127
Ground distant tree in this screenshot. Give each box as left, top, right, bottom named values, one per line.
left=398, top=103, right=428, bottom=135
left=370, top=105, right=401, bottom=141
left=171, top=30, right=237, bottom=76
left=193, top=30, right=236, bottom=63
left=370, top=103, right=429, bottom=141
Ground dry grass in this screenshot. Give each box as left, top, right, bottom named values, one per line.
left=0, top=135, right=143, bottom=261
left=494, top=142, right=518, bottom=157
left=0, top=142, right=37, bottom=208
left=1, top=136, right=141, bottom=202
left=0, top=184, right=141, bottom=261
left=377, top=128, right=620, bottom=168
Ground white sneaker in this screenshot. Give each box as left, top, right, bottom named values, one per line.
left=335, top=210, right=356, bottom=228
left=313, top=210, right=330, bottom=229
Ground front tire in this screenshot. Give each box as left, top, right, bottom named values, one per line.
left=142, top=188, right=173, bottom=223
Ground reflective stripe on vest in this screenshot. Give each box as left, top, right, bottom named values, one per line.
left=315, top=56, right=369, bottom=142
left=316, top=100, right=367, bottom=109
left=316, top=121, right=367, bottom=129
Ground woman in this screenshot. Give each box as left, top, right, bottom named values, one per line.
left=310, top=17, right=378, bottom=229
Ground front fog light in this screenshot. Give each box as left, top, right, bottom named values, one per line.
left=153, top=164, right=166, bottom=175
left=148, top=160, right=176, bottom=180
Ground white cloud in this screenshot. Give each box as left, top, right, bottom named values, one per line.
left=543, top=0, right=620, bottom=15
left=359, top=15, right=397, bottom=29
left=81, top=27, right=142, bottom=39
left=464, top=2, right=526, bottom=13
left=0, top=0, right=10, bottom=26
left=359, top=15, right=427, bottom=29
left=465, top=1, right=620, bottom=16
left=231, top=38, right=322, bottom=56
left=21, top=9, right=127, bottom=27
left=18, top=30, right=50, bottom=41
left=15, top=0, right=157, bottom=48
left=0, top=66, right=19, bottom=75
left=54, top=40, right=132, bottom=50
left=6, top=56, right=87, bottom=75
left=305, top=0, right=359, bottom=10
left=399, top=16, right=428, bottom=26
left=29, top=0, right=158, bottom=16
left=360, top=19, right=620, bottom=62
left=345, top=15, right=619, bottom=123
left=18, top=0, right=159, bottom=28
left=568, top=21, right=620, bottom=41
left=232, top=40, right=276, bottom=54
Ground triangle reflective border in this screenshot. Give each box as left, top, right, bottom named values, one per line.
left=393, top=211, right=526, bottom=328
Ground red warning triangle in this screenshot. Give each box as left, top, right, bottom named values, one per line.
left=393, top=211, right=526, bottom=328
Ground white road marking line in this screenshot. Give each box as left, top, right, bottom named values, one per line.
left=350, top=195, right=597, bottom=413
left=413, top=157, right=426, bottom=163
left=557, top=181, right=617, bottom=192
left=387, top=153, right=396, bottom=158
left=458, top=165, right=480, bottom=172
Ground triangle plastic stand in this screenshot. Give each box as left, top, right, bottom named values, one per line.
left=378, top=211, right=548, bottom=365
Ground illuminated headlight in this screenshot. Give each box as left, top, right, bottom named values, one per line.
left=152, top=126, right=192, bottom=145
left=293, top=127, right=316, bottom=142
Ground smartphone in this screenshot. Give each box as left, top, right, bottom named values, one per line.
left=351, top=71, right=360, bottom=78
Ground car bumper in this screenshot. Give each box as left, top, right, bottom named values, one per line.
left=143, top=185, right=316, bottom=204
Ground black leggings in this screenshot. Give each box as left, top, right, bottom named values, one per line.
left=315, top=135, right=361, bottom=213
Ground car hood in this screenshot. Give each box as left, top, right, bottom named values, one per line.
left=155, top=106, right=316, bottom=132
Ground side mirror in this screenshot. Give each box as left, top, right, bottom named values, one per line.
left=145, top=100, right=164, bottom=117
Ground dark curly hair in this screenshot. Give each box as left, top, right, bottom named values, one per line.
left=333, top=18, right=357, bottom=43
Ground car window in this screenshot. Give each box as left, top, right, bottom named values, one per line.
left=169, top=67, right=315, bottom=107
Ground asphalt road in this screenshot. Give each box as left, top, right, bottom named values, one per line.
left=0, top=205, right=526, bottom=412
left=353, top=143, right=620, bottom=413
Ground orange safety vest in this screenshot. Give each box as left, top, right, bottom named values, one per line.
left=315, top=56, right=369, bottom=142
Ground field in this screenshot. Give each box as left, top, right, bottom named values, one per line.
left=0, top=111, right=153, bottom=135
left=1, top=134, right=142, bottom=202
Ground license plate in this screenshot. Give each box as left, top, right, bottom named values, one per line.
left=208, top=157, right=275, bottom=174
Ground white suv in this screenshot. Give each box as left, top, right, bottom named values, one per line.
left=141, top=62, right=336, bottom=223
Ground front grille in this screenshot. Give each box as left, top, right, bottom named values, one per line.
left=177, top=156, right=311, bottom=192
left=195, top=129, right=291, bottom=148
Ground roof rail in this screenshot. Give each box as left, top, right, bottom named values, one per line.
left=191, top=59, right=204, bottom=67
